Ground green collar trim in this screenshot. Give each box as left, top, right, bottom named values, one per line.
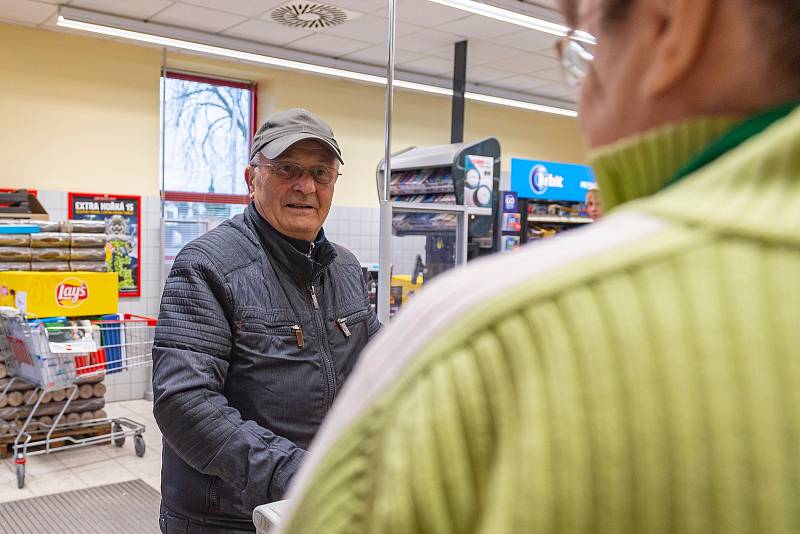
left=664, top=102, right=800, bottom=188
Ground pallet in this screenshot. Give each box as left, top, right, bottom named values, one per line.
left=0, top=422, right=112, bottom=459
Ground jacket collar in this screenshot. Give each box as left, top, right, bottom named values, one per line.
left=245, top=203, right=337, bottom=288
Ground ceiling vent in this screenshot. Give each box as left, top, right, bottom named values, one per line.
left=271, top=3, right=351, bottom=29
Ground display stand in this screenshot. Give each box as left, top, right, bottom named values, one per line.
left=376, top=138, right=499, bottom=322
left=509, top=158, right=596, bottom=243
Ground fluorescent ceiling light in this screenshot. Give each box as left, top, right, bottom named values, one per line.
left=57, top=16, right=386, bottom=85
left=426, top=0, right=596, bottom=44
left=56, top=14, right=576, bottom=117
left=466, top=92, right=576, bottom=117
left=395, top=80, right=453, bottom=96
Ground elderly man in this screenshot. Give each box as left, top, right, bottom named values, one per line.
left=153, top=108, right=380, bottom=533
left=279, top=1, right=800, bottom=533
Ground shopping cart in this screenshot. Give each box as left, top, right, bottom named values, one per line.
left=0, top=307, right=156, bottom=488
left=254, top=499, right=290, bottom=533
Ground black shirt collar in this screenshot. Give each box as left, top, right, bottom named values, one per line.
left=245, top=203, right=336, bottom=288
left=274, top=220, right=327, bottom=259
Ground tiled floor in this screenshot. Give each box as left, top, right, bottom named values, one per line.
left=0, top=400, right=161, bottom=503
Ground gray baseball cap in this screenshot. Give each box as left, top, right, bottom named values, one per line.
left=250, top=108, right=343, bottom=164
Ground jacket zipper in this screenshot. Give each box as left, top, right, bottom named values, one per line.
left=308, top=280, right=337, bottom=409
left=292, top=325, right=304, bottom=348
left=336, top=318, right=351, bottom=337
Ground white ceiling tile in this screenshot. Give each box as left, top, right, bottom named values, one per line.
left=289, top=32, right=372, bottom=57
left=446, top=40, right=519, bottom=65
left=0, top=0, right=56, bottom=25
left=431, top=45, right=455, bottom=62
left=221, top=18, right=313, bottom=46
left=532, top=66, right=566, bottom=83
left=493, top=28, right=559, bottom=54
left=395, top=28, right=462, bottom=54
left=528, top=0, right=561, bottom=8
left=40, top=10, right=59, bottom=26
left=183, top=0, right=285, bottom=18
left=481, top=0, right=564, bottom=22
left=0, top=16, right=31, bottom=27
left=531, top=82, right=578, bottom=101
left=374, top=0, right=471, bottom=26
left=396, top=55, right=453, bottom=76
left=491, top=74, right=552, bottom=92
left=318, top=0, right=384, bottom=14
left=538, top=46, right=559, bottom=59
left=491, top=52, right=560, bottom=74
left=151, top=3, right=246, bottom=33
left=321, top=14, right=416, bottom=45
left=466, top=65, right=515, bottom=84
left=395, top=20, right=424, bottom=37
left=341, top=45, right=422, bottom=67
left=68, top=0, right=173, bottom=20
left=436, top=14, right=520, bottom=40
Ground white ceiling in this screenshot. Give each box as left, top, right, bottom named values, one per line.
left=0, top=0, right=577, bottom=104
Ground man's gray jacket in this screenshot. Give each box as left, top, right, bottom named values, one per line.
left=152, top=203, right=380, bottom=531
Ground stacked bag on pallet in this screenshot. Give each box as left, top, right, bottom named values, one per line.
left=0, top=369, right=108, bottom=437
left=0, top=219, right=109, bottom=272
left=0, top=311, right=114, bottom=439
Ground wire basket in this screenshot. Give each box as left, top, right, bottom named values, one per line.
left=0, top=308, right=155, bottom=391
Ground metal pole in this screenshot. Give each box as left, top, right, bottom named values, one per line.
left=377, top=0, right=397, bottom=324
left=145, top=50, right=169, bottom=402
left=456, top=208, right=468, bottom=266
left=451, top=40, right=468, bottom=144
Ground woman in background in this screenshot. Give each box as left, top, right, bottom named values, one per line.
left=585, top=185, right=604, bottom=220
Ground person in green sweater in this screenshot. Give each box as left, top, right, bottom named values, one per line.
left=271, top=0, right=800, bottom=532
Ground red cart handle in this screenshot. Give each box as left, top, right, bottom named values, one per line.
left=123, top=313, right=157, bottom=327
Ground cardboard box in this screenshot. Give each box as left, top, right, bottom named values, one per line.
left=0, top=191, right=49, bottom=221
left=0, top=271, right=118, bottom=318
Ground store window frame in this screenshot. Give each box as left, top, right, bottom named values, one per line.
left=160, top=70, right=257, bottom=262
left=161, top=69, right=257, bottom=204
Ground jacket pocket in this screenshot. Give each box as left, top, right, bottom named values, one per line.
left=235, top=306, right=300, bottom=347
left=241, top=322, right=297, bottom=336
left=327, top=305, right=372, bottom=384
left=229, top=307, right=326, bottom=429
left=236, top=307, right=296, bottom=334
left=160, top=511, right=188, bottom=534
left=335, top=308, right=372, bottom=338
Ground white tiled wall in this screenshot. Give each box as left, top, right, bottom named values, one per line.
left=324, top=205, right=427, bottom=275
left=36, top=191, right=162, bottom=402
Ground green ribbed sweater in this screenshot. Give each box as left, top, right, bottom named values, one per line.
left=280, top=107, right=800, bottom=534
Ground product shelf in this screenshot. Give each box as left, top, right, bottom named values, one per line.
left=389, top=184, right=455, bottom=195
left=527, top=215, right=593, bottom=224
left=392, top=193, right=457, bottom=203
left=392, top=213, right=457, bottom=235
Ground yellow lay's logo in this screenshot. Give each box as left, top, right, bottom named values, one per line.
left=55, top=278, right=89, bottom=308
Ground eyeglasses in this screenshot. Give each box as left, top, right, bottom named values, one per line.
left=555, top=32, right=595, bottom=87
left=253, top=161, right=341, bottom=185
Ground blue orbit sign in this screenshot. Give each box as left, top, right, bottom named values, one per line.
left=510, top=158, right=596, bottom=202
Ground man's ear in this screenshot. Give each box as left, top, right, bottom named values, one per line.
left=640, top=0, right=716, bottom=98
left=244, top=166, right=256, bottom=199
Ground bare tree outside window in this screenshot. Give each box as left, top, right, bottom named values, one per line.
left=163, top=75, right=251, bottom=196
left=161, top=73, right=254, bottom=263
